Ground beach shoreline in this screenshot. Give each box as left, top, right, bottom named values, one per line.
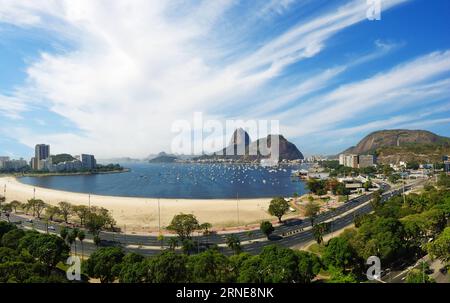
left=0, top=176, right=277, bottom=232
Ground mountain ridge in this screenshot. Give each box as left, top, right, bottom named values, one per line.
left=342, top=129, right=450, bottom=164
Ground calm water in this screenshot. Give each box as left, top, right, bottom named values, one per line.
left=19, top=163, right=307, bottom=199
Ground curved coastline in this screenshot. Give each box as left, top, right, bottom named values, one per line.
left=1, top=176, right=275, bottom=232
left=14, top=168, right=130, bottom=178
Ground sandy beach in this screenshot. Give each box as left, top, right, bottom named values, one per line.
left=0, top=176, right=275, bottom=232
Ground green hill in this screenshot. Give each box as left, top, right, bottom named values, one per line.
left=343, top=130, right=450, bottom=164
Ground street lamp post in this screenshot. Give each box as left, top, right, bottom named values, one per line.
left=158, top=198, right=161, bottom=234
left=236, top=192, right=240, bottom=226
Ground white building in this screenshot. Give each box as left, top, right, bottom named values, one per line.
left=1, top=158, right=28, bottom=171
left=0, top=156, right=10, bottom=169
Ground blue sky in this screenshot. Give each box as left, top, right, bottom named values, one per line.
left=0, top=0, right=449, bottom=159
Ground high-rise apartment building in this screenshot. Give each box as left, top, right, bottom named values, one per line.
left=358, top=155, right=375, bottom=168
left=81, top=154, right=97, bottom=170
left=34, top=144, right=50, bottom=170
left=338, top=154, right=375, bottom=169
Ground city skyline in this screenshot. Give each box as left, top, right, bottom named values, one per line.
left=1, top=0, right=450, bottom=159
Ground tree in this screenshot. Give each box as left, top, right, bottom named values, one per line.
left=187, top=249, right=233, bottom=283
left=83, top=247, right=124, bottom=283
left=426, top=227, right=450, bottom=264
left=370, top=191, right=382, bottom=210
left=268, top=197, right=290, bottom=223
left=226, top=234, right=242, bottom=255
left=437, top=173, right=450, bottom=188
left=168, top=237, right=179, bottom=251
left=145, top=251, right=188, bottom=283
left=86, top=212, right=107, bottom=238
left=1, top=203, right=12, bottom=222
left=0, top=221, right=16, bottom=239
left=322, top=237, right=356, bottom=271
left=306, top=179, right=326, bottom=196
left=45, top=206, right=60, bottom=221
left=9, top=200, right=21, bottom=213
left=1, top=229, right=25, bottom=250
left=70, top=228, right=79, bottom=256
left=326, top=178, right=340, bottom=194
left=27, top=234, right=70, bottom=274
left=77, top=230, right=86, bottom=257
left=304, top=201, right=320, bottom=226
left=58, top=202, right=72, bottom=223
left=93, top=235, right=101, bottom=247
left=118, top=253, right=145, bottom=283
left=335, top=182, right=350, bottom=196
left=312, top=222, right=329, bottom=245
left=167, top=213, right=199, bottom=240
left=73, top=205, right=90, bottom=226
left=327, top=266, right=358, bottom=283
left=350, top=217, right=406, bottom=264
left=260, top=221, right=274, bottom=239
left=27, top=199, right=45, bottom=218
left=59, top=226, right=69, bottom=241
left=405, top=269, right=435, bottom=283
left=296, top=251, right=322, bottom=283
left=181, top=238, right=195, bottom=255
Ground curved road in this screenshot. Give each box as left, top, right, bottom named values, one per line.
left=2, top=181, right=419, bottom=256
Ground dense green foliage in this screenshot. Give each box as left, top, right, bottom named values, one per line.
left=268, top=197, right=290, bottom=222
left=0, top=222, right=70, bottom=282
left=319, top=184, right=450, bottom=282
left=114, top=245, right=322, bottom=283
left=1, top=180, right=448, bottom=283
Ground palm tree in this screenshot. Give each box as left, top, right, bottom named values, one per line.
left=70, top=228, right=79, bottom=256
left=78, top=231, right=86, bottom=258
left=312, top=222, right=330, bottom=245
left=157, top=234, right=164, bottom=249
left=225, top=234, right=242, bottom=255
left=60, top=226, right=69, bottom=241
left=168, top=237, right=179, bottom=251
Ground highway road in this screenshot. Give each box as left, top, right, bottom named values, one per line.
left=1, top=181, right=419, bottom=257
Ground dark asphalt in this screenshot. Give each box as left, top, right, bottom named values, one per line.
left=1, top=182, right=418, bottom=257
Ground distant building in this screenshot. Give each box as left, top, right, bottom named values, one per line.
left=34, top=144, right=50, bottom=170
left=81, top=154, right=97, bottom=170
left=339, top=154, right=345, bottom=166
left=3, top=158, right=28, bottom=171
left=345, top=154, right=359, bottom=168
left=338, top=154, right=376, bottom=169
left=358, top=155, right=375, bottom=168
left=0, top=156, right=10, bottom=169
left=444, top=155, right=450, bottom=174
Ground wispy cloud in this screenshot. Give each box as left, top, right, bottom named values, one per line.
left=0, top=93, right=28, bottom=119
left=1, top=0, right=438, bottom=158
left=281, top=50, right=450, bottom=139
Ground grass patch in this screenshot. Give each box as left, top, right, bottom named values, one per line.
left=308, top=243, right=325, bottom=256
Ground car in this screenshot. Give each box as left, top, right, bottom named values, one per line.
left=26, top=219, right=33, bottom=223
left=48, top=225, right=56, bottom=231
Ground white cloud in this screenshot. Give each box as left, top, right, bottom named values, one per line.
left=0, top=0, right=413, bottom=157
left=0, top=94, right=28, bottom=119
left=280, top=51, right=450, bottom=139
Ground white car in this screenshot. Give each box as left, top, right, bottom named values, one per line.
left=48, top=225, right=56, bottom=231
